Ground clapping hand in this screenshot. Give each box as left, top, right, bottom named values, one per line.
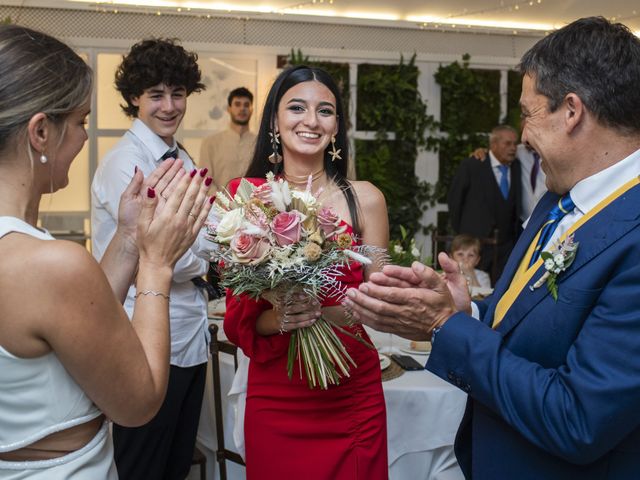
left=116, top=159, right=186, bottom=247
left=137, top=166, right=214, bottom=269
left=342, top=258, right=465, bottom=341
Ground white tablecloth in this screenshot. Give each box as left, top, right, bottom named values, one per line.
left=189, top=320, right=467, bottom=480
left=369, top=328, right=467, bottom=480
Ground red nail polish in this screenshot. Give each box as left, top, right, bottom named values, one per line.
left=199, top=168, right=208, bottom=177
left=190, top=169, right=197, bottom=178
left=134, top=166, right=138, bottom=174
left=205, top=177, right=213, bottom=187
left=209, top=195, right=216, bottom=204
left=147, top=187, right=155, bottom=198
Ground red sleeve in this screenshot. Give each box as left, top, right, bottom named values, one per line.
left=223, top=290, right=289, bottom=363
left=222, top=176, right=289, bottom=362
left=227, top=176, right=266, bottom=195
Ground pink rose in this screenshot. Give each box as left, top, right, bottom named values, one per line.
left=317, top=206, right=341, bottom=237
left=230, top=232, right=271, bottom=265
left=271, top=211, right=302, bottom=246
left=251, top=183, right=273, bottom=206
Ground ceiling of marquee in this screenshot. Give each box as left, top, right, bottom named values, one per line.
left=7, top=0, right=640, bottom=34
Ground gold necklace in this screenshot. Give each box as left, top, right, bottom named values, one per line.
left=282, top=167, right=325, bottom=187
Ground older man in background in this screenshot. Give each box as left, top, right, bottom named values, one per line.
left=447, top=125, right=522, bottom=282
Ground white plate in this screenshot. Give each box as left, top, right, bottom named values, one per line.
left=399, top=346, right=431, bottom=356
left=379, top=354, right=391, bottom=370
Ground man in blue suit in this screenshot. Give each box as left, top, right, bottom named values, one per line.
left=344, top=16, right=640, bottom=479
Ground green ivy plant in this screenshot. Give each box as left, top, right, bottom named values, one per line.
left=355, top=55, right=438, bottom=239
left=432, top=54, right=501, bottom=202
left=431, top=53, right=506, bottom=232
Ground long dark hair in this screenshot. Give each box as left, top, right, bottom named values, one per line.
left=245, top=65, right=360, bottom=234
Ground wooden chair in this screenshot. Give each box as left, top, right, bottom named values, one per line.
left=190, top=446, right=207, bottom=480
left=431, top=230, right=500, bottom=282
left=208, top=323, right=246, bottom=480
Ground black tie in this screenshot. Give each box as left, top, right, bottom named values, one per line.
left=191, top=276, right=222, bottom=301
left=161, top=147, right=179, bottom=161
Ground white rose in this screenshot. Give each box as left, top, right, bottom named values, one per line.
left=394, top=244, right=404, bottom=254
left=291, top=189, right=318, bottom=209
left=411, top=247, right=420, bottom=258
left=554, top=253, right=565, bottom=266
left=216, top=208, right=245, bottom=243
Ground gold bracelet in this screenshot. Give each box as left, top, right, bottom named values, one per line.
left=135, top=290, right=170, bottom=302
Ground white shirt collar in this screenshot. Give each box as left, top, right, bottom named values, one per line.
left=570, top=148, right=640, bottom=215
left=130, top=118, right=177, bottom=163
left=489, top=150, right=507, bottom=169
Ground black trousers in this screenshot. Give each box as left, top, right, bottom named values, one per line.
left=113, top=363, right=207, bottom=480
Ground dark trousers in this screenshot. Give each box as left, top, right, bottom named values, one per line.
left=113, top=363, right=207, bottom=480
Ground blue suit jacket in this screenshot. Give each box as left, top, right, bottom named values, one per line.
left=427, top=183, right=640, bottom=479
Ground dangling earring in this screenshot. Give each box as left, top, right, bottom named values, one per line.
left=268, top=130, right=282, bottom=164
left=328, top=136, right=342, bottom=162
left=39, top=152, right=48, bottom=164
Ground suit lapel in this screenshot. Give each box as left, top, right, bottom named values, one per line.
left=492, top=184, right=640, bottom=336
left=482, top=193, right=557, bottom=326
left=481, top=155, right=502, bottom=201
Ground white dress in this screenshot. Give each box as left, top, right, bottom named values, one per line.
left=0, top=217, right=117, bottom=479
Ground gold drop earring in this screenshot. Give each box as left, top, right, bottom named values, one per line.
left=328, top=136, right=341, bottom=162
left=268, top=130, right=282, bottom=164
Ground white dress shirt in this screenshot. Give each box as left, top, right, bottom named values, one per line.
left=548, top=147, right=640, bottom=248
left=91, top=119, right=211, bottom=367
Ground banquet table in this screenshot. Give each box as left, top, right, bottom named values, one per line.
left=188, top=315, right=467, bottom=480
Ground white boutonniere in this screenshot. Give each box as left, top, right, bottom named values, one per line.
left=529, top=234, right=579, bottom=301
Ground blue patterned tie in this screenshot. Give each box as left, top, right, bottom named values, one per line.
left=498, top=164, right=509, bottom=199
left=529, top=193, right=576, bottom=267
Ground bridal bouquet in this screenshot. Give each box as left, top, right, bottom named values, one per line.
left=206, top=173, right=377, bottom=389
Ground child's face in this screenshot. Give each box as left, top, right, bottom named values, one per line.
left=452, top=247, right=481, bottom=269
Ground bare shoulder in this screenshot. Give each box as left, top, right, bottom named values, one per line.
left=0, top=235, right=107, bottom=355
left=349, top=180, right=387, bottom=210
left=19, top=238, right=105, bottom=300
left=32, top=238, right=100, bottom=279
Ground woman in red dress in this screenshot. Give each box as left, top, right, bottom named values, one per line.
left=224, top=65, right=389, bottom=479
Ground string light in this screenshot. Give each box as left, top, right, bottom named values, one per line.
left=78, top=1, right=640, bottom=35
